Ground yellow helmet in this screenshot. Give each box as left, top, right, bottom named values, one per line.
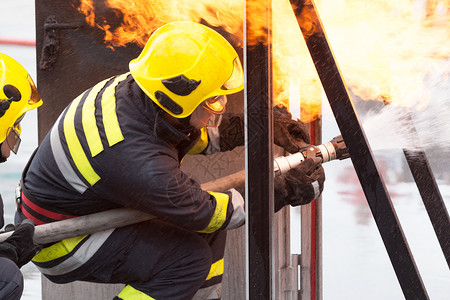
left=0, top=53, right=43, bottom=144
left=129, top=21, right=244, bottom=118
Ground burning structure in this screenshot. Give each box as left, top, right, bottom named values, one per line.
left=29, top=0, right=449, bottom=299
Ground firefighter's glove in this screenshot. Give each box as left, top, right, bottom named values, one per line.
left=274, top=157, right=325, bottom=212
left=273, top=105, right=310, bottom=154
left=0, top=219, right=41, bottom=268
left=218, top=113, right=245, bottom=152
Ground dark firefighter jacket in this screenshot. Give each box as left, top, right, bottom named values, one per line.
left=22, top=73, right=245, bottom=234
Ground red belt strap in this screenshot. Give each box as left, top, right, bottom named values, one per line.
left=21, top=191, right=77, bottom=225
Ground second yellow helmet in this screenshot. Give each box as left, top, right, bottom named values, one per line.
left=0, top=53, right=43, bottom=144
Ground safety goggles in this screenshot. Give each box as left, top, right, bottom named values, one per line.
left=201, top=95, right=227, bottom=114
left=194, top=95, right=227, bottom=128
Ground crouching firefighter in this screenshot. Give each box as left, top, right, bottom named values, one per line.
left=17, top=21, right=325, bottom=300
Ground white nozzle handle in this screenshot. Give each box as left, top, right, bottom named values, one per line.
left=317, top=142, right=336, bottom=162
left=274, top=152, right=306, bottom=176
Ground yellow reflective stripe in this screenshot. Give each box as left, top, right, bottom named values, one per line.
left=187, top=127, right=209, bottom=155
left=198, top=192, right=229, bottom=233
left=101, top=73, right=128, bottom=147
left=64, top=94, right=101, bottom=185
left=32, top=235, right=88, bottom=263
left=205, top=258, right=224, bottom=281
left=118, top=285, right=155, bottom=300
left=82, top=78, right=110, bottom=157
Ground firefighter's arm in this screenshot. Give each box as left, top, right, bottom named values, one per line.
left=195, top=107, right=311, bottom=156
left=98, top=151, right=244, bottom=232
left=197, top=188, right=245, bottom=233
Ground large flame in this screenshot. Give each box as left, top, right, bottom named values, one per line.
left=318, top=0, right=449, bottom=111
left=77, top=0, right=449, bottom=122
left=77, top=0, right=245, bottom=47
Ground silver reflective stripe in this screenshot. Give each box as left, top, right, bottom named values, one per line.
left=312, top=180, right=320, bottom=199
left=36, top=229, right=114, bottom=276
left=225, top=188, right=245, bottom=230
left=50, top=113, right=88, bottom=194
left=192, top=283, right=222, bottom=300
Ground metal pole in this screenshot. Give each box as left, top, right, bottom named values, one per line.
left=245, top=0, right=274, bottom=298
left=402, top=115, right=450, bottom=267
left=300, top=100, right=323, bottom=299
left=309, top=117, right=322, bottom=300
left=289, top=0, right=429, bottom=298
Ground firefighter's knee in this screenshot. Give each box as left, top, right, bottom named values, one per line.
left=0, top=257, right=24, bottom=300
left=182, top=231, right=213, bottom=281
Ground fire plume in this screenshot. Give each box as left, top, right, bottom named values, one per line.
left=77, top=0, right=244, bottom=47
left=77, top=0, right=449, bottom=122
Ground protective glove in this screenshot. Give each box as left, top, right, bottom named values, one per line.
left=218, top=113, right=245, bottom=152
left=274, top=157, right=325, bottom=212
left=0, top=219, right=41, bottom=268
left=273, top=105, right=310, bottom=154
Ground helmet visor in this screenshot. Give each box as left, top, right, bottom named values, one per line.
left=27, top=75, right=41, bottom=105
left=6, top=125, right=21, bottom=154
left=193, top=95, right=228, bottom=128
left=221, top=58, right=244, bottom=91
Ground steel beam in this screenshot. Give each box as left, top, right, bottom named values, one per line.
left=245, top=0, right=274, bottom=298
left=402, top=115, right=450, bottom=268
left=289, top=0, right=429, bottom=298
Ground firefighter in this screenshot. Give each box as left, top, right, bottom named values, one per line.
left=18, top=21, right=325, bottom=299
left=0, top=53, right=42, bottom=300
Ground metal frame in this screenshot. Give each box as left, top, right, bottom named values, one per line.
left=289, top=0, right=429, bottom=298
left=402, top=115, right=450, bottom=267
left=245, top=0, right=274, bottom=299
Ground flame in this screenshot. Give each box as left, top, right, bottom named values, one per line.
left=317, top=0, right=449, bottom=111
left=77, top=0, right=449, bottom=121
left=77, top=0, right=245, bottom=47
left=272, top=0, right=323, bottom=122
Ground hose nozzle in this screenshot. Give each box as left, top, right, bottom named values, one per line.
left=311, top=135, right=350, bottom=162
left=274, top=135, right=349, bottom=176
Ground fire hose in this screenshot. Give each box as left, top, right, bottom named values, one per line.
left=0, top=136, right=348, bottom=244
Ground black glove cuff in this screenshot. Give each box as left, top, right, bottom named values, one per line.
left=0, top=242, right=19, bottom=264
left=274, top=176, right=289, bottom=212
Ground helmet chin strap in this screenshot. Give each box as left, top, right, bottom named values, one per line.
left=159, top=107, right=196, bottom=134
left=178, top=115, right=196, bottom=134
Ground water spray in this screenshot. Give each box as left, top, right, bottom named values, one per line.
left=274, top=135, right=350, bottom=176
